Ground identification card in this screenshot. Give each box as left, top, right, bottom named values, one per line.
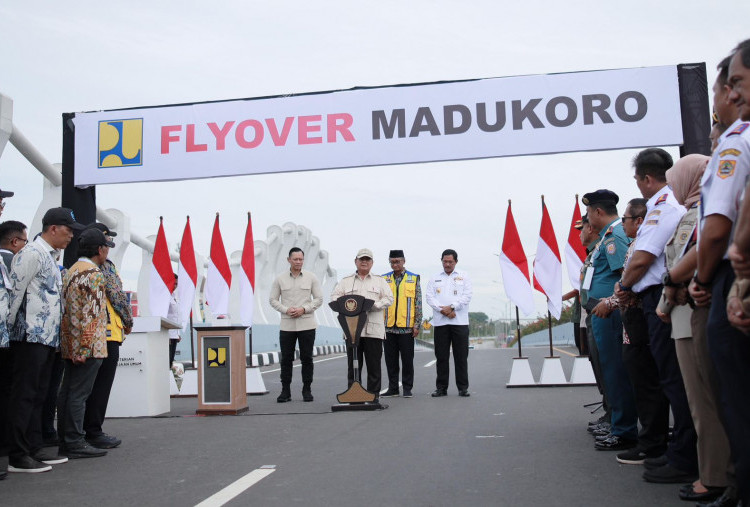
left=582, top=267, right=594, bottom=291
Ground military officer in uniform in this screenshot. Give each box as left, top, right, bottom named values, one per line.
left=381, top=250, right=422, bottom=398
left=582, top=190, right=638, bottom=452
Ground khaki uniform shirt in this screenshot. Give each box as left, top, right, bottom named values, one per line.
left=269, top=269, right=323, bottom=332
left=331, top=272, right=394, bottom=339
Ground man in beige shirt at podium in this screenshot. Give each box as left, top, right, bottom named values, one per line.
left=330, top=248, right=394, bottom=399
left=269, top=247, right=323, bottom=403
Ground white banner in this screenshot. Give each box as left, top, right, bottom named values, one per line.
left=72, top=66, right=683, bottom=186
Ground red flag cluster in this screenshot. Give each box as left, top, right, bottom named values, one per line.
left=499, top=196, right=585, bottom=319
left=149, top=213, right=256, bottom=326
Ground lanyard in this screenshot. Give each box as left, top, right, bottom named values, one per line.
left=591, top=219, right=622, bottom=261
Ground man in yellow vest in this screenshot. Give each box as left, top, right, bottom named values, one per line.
left=382, top=250, right=422, bottom=398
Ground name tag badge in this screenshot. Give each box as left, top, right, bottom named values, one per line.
left=582, top=267, right=594, bottom=291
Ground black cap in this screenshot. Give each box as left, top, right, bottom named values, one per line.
left=87, top=222, right=118, bottom=237
left=78, top=229, right=115, bottom=249
left=389, top=249, right=405, bottom=258
left=582, top=189, right=619, bottom=206
left=42, top=207, right=86, bottom=230
left=0, top=189, right=14, bottom=198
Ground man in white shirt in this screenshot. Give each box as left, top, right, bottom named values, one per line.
left=615, top=149, right=697, bottom=484
left=426, top=249, right=473, bottom=397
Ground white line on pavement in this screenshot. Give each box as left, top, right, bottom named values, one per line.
left=195, top=466, right=276, bottom=507
left=475, top=435, right=504, bottom=438
left=261, top=354, right=345, bottom=374
left=424, top=359, right=437, bottom=368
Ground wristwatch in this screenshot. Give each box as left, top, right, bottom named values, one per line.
left=661, top=271, right=677, bottom=287
left=692, top=275, right=711, bottom=288
left=450, top=304, right=455, bottom=310
left=618, top=281, right=632, bottom=292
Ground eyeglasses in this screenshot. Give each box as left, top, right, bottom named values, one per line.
left=0, top=201, right=5, bottom=210
left=12, top=236, right=28, bottom=245
left=622, top=216, right=641, bottom=221
left=712, top=110, right=719, bottom=123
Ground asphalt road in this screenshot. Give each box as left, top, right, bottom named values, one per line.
left=2, top=346, right=686, bottom=506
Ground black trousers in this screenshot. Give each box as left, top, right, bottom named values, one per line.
left=0, top=347, right=12, bottom=459
left=384, top=332, right=415, bottom=391
left=279, top=329, right=315, bottom=387
left=84, top=341, right=120, bottom=438
left=57, top=358, right=102, bottom=447
left=169, top=339, right=178, bottom=368
left=8, top=341, right=55, bottom=460
left=641, top=285, right=698, bottom=474
left=434, top=325, right=469, bottom=392
left=707, top=261, right=750, bottom=502
left=41, top=352, right=64, bottom=438
left=621, top=305, right=669, bottom=456
left=346, top=337, right=382, bottom=394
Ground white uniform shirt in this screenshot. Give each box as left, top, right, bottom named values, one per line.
left=699, top=120, right=750, bottom=259
left=632, top=186, right=686, bottom=292
left=426, top=269, right=473, bottom=326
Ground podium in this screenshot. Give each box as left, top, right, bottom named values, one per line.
left=108, top=316, right=181, bottom=417
left=194, top=325, right=249, bottom=415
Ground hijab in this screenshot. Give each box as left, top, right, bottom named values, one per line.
left=666, top=154, right=710, bottom=209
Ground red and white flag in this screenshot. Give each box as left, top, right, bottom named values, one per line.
left=533, top=198, right=562, bottom=319
left=564, top=196, right=588, bottom=289
left=499, top=201, right=535, bottom=316
left=149, top=217, right=175, bottom=318
left=205, top=214, right=232, bottom=317
left=239, top=213, right=256, bottom=327
left=177, top=216, right=198, bottom=327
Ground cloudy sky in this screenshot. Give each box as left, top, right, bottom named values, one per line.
left=1, top=1, right=748, bottom=322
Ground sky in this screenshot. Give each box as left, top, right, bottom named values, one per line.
left=1, top=1, right=748, bottom=323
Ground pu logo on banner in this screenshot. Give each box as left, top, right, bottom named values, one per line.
left=207, top=347, right=227, bottom=367
left=98, top=119, right=143, bottom=168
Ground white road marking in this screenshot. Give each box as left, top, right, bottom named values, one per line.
left=424, top=359, right=437, bottom=368
left=261, top=354, right=345, bottom=374
left=195, top=465, right=276, bottom=507
left=493, top=413, right=505, bottom=416
left=475, top=435, right=504, bottom=439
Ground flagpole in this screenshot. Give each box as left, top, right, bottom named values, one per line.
left=547, top=307, right=554, bottom=357
left=189, top=311, right=195, bottom=368
left=246, top=211, right=253, bottom=357
left=515, top=306, right=522, bottom=358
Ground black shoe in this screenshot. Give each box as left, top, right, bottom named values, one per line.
left=431, top=389, right=447, bottom=397
left=594, top=435, right=636, bottom=451
left=86, top=434, right=121, bottom=449
left=643, top=454, right=668, bottom=470
left=0, top=470, right=6, bottom=480
left=458, top=390, right=470, bottom=397
left=8, top=456, right=52, bottom=473
left=302, top=390, right=314, bottom=402
left=402, top=389, right=413, bottom=398
left=595, top=433, right=612, bottom=442
left=696, top=486, right=737, bottom=507
left=678, top=485, right=725, bottom=502
left=381, top=389, right=400, bottom=397
left=641, top=463, right=697, bottom=484
left=277, top=389, right=292, bottom=403
left=61, top=443, right=107, bottom=459
left=32, top=451, right=68, bottom=465
left=588, top=415, right=608, bottom=427
left=615, top=449, right=648, bottom=465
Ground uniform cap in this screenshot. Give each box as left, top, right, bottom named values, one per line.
left=356, top=248, right=373, bottom=259
left=79, top=228, right=115, bottom=249
left=582, top=189, right=619, bottom=206
left=87, top=222, right=118, bottom=237
left=42, top=207, right=86, bottom=230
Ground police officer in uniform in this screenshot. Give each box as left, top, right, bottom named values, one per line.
left=381, top=250, right=422, bottom=398
left=581, top=190, right=638, bottom=451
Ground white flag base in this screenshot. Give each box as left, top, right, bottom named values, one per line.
left=506, top=357, right=536, bottom=387
left=172, top=369, right=198, bottom=397
left=569, top=356, right=597, bottom=385
left=246, top=366, right=268, bottom=395
left=539, top=356, right=568, bottom=385
left=169, top=371, right=179, bottom=396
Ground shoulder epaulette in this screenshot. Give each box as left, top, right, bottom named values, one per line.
left=654, top=194, right=668, bottom=205
left=728, top=123, right=749, bottom=136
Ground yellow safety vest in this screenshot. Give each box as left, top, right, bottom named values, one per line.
left=384, top=271, right=418, bottom=328
left=106, top=299, right=124, bottom=343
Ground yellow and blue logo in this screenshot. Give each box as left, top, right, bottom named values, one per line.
left=98, top=119, right=143, bottom=168
left=207, top=347, right=227, bottom=367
